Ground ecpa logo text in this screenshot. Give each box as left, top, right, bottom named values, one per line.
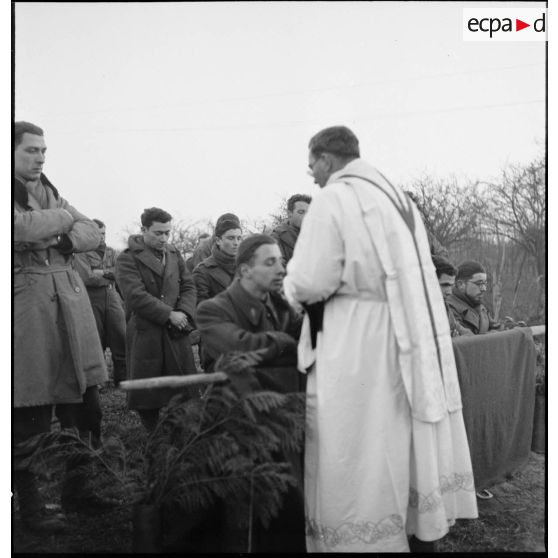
left=467, top=13, right=545, bottom=38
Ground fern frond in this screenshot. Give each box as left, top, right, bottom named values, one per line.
left=243, top=390, right=289, bottom=412
left=25, top=357, right=307, bottom=527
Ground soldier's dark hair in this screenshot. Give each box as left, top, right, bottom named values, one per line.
left=308, top=126, right=360, bottom=160
left=456, top=260, right=486, bottom=281
left=141, top=207, right=172, bottom=228
left=432, top=255, right=457, bottom=279
left=287, top=194, right=312, bottom=213
left=93, top=219, right=106, bottom=229
left=14, top=121, right=44, bottom=150
left=236, top=234, right=277, bottom=270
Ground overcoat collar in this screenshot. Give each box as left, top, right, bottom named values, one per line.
left=203, top=256, right=235, bottom=290
left=14, top=174, right=59, bottom=210
left=227, top=279, right=267, bottom=327
left=128, top=235, right=178, bottom=277
left=227, top=279, right=289, bottom=329
left=447, top=290, right=485, bottom=332
left=274, top=222, right=299, bottom=250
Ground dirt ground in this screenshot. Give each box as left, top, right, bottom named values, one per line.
left=437, top=451, right=546, bottom=553
left=12, top=385, right=546, bottom=553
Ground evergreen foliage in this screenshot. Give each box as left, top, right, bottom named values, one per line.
left=26, top=350, right=306, bottom=538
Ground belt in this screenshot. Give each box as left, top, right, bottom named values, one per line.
left=87, top=283, right=113, bottom=290
left=14, top=265, right=72, bottom=275
left=333, top=290, right=386, bottom=302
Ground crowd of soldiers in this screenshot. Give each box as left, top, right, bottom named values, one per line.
left=14, top=121, right=497, bottom=551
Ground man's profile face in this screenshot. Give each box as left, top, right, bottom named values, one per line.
left=243, top=243, right=285, bottom=293
left=457, top=272, right=487, bottom=305
left=289, top=201, right=310, bottom=229
left=438, top=273, right=455, bottom=299
left=98, top=227, right=107, bottom=242
left=308, top=151, right=329, bottom=188
left=142, top=221, right=171, bottom=253
left=216, top=228, right=242, bottom=257
left=14, top=133, right=47, bottom=183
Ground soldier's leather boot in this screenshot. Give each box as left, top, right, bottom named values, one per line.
left=112, top=359, right=127, bottom=388
left=14, top=470, right=68, bottom=534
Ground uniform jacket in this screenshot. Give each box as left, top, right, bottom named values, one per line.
left=115, top=235, right=197, bottom=409
left=196, top=279, right=302, bottom=376
left=446, top=302, right=474, bottom=338
left=103, top=245, right=119, bottom=274
left=271, top=222, right=300, bottom=264
left=192, top=254, right=235, bottom=305
left=195, top=278, right=305, bottom=552
left=188, top=236, right=214, bottom=271
left=73, top=250, right=112, bottom=288
left=446, top=290, right=502, bottom=335
left=13, top=175, right=107, bottom=407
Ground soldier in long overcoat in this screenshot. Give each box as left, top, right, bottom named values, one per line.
left=13, top=121, right=108, bottom=532
left=115, top=208, right=197, bottom=431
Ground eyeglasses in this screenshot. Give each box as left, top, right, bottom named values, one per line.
left=467, top=280, right=488, bottom=288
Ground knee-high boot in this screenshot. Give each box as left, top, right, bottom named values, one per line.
left=14, top=470, right=67, bottom=533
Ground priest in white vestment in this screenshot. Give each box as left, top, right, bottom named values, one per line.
left=283, top=126, right=478, bottom=553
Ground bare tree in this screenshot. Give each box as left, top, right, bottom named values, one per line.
left=482, top=156, right=546, bottom=321
left=484, top=158, right=545, bottom=275
left=168, top=218, right=213, bottom=258
left=266, top=198, right=289, bottom=232
left=406, top=175, right=485, bottom=249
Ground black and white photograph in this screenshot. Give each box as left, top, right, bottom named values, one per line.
left=11, top=1, right=547, bottom=553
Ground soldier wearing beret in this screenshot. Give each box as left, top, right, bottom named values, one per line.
left=193, top=216, right=242, bottom=306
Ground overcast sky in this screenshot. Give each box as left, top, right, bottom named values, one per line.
left=14, top=1, right=546, bottom=249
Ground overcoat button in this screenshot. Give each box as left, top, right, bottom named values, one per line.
left=75, top=286, right=81, bottom=293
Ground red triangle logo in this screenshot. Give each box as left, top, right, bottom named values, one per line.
left=516, top=19, right=530, bottom=31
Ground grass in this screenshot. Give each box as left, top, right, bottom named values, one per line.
left=437, top=452, right=546, bottom=552
left=13, top=371, right=546, bottom=553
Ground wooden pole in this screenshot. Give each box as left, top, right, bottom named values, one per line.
left=120, top=372, right=227, bottom=391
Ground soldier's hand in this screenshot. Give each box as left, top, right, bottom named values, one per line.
left=43, top=236, right=63, bottom=248
left=169, top=310, right=188, bottom=330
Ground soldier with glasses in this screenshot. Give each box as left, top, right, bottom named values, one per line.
left=446, top=260, right=503, bottom=334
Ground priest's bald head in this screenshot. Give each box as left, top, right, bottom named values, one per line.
left=307, top=126, right=360, bottom=188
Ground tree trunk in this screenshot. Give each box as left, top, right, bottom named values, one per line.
left=491, top=240, right=506, bottom=321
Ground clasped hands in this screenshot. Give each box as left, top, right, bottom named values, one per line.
left=169, top=310, right=189, bottom=330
